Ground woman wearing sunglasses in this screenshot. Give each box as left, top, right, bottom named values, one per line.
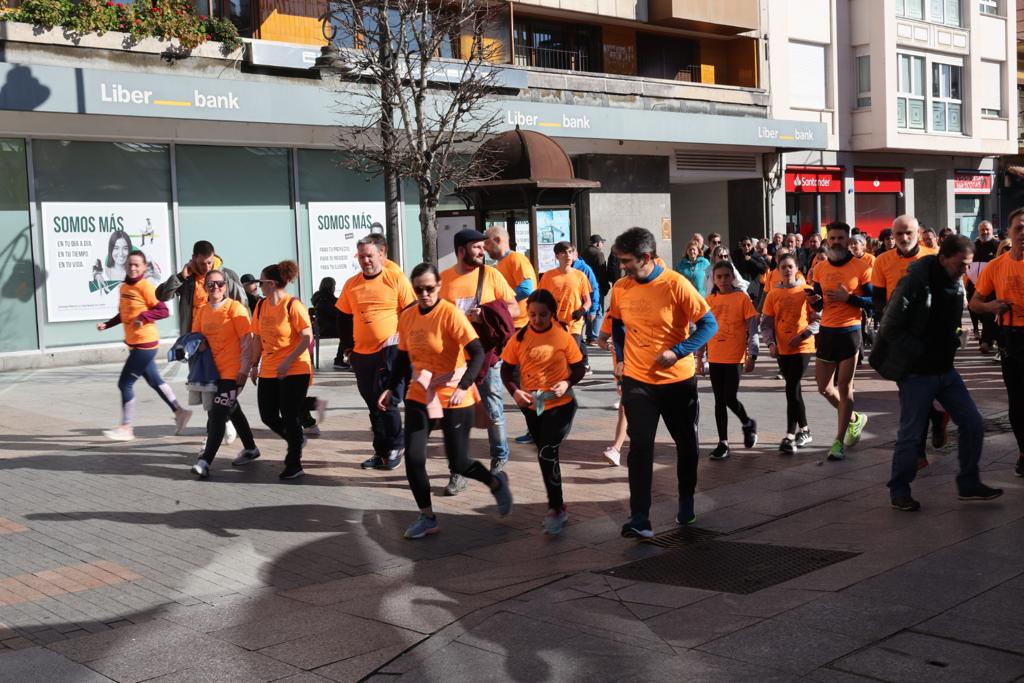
left=189, top=269, right=260, bottom=478
left=378, top=263, right=513, bottom=539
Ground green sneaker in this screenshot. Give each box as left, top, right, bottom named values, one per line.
left=844, top=412, right=867, bottom=448
left=827, top=439, right=845, bottom=461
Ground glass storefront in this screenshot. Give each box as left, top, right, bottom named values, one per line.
left=0, top=139, right=38, bottom=352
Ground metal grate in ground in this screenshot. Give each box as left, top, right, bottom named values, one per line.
left=641, top=525, right=721, bottom=548
left=602, top=541, right=858, bottom=594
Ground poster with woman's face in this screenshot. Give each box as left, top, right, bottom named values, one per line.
left=40, top=202, right=172, bottom=322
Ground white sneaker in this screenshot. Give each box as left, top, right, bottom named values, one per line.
left=612, top=398, right=621, bottom=410
left=223, top=421, right=237, bottom=445
left=191, top=459, right=210, bottom=478
left=303, top=424, right=321, bottom=436
left=315, top=399, right=328, bottom=425
left=232, top=447, right=261, bottom=466
left=103, top=425, right=135, bottom=441
left=603, top=446, right=621, bottom=466
left=174, top=409, right=193, bottom=436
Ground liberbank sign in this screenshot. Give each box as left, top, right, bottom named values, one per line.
left=0, top=61, right=826, bottom=149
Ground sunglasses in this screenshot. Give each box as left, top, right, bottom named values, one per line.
left=205, top=281, right=227, bottom=290
left=413, top=285, right=438, bottom=294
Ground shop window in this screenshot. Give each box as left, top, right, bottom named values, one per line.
left=195, top=0, right=252, bottom=37
left=931, top=62, right=962, bottom=133
left=513, top=17, right=600, bottom=73
left=788, top=42, right=827, bottom=110
left=897, top=0, right=925, bottom=20
left=0, top=139, right=38, bottom=353
left=636, top=33, right=699, bottom=82
left=855, top=55, right=871, bottom=108
left=897, top=53, right=926, bottom=130
left=855, top=194, right=899, bottom=238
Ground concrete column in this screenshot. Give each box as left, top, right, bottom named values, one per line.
left=941, top=167, right=956, bottom=232
left=902, top=169, right=915, bottom=219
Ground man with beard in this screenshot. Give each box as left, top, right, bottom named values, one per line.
left=440, top=229, right=519, bottom=493
left=812, top=222, right=873, bottom=461
left=919, top=227, right=939, bottom=254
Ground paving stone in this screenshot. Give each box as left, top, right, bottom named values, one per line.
left=47, top=618, right=197, bottom=663
left=0, top=646, right=112, bottom=682
left=455, top=610, right=574, bottom=655
left=914, top=611, right=1024, bottom=656
left=645, top=602, right=762, bottom=648
left=313, top=642, right=412, bottom=682
left=257, top=614, right=420, bottom=670
left=611, top=582, right=717, bottom=609
left=775, top=593, right=934, bottom=640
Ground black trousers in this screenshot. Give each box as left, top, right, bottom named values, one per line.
left=522, top=400, right=577, bottom=510
left=1002, top=353, right=1024, bottom=452
left=966, top=281, right=997, bottom=345
left=351, top=346, right=405, bottom=456
left=708, top=362, right=750, bottom=442
left=201, top=379, right=257, bottom=464
left=571, top=333, right=589, bottom=367
left=622, top=376, right=700, bottom=521
left=404, top=400, right=493, bottom=510
left=257, top=374, right=310, bottom=468
left=776, top=353, right=811, bottom=434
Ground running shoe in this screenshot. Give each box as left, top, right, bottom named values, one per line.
left=382, top=449, right=404, bottom=471
left=315, top=399, right=328, bottom=426
left=585, top=366, right=593, bottom=376
left=620, top=517, right=654, bottom=539
left=602, top=446, right=621, bottom=466
left=543, top=507, right=568, bottom=535
left=303, top=424, right=321, bottom=437
left=827, top=440, right=845, bottom=461
left=404, top=514, right=439, bottom=539
left=490, top=458, right=507, bottom=475
left=676, top=496, right=695, bottom=526
left=191, top=459, right=210, bottom=479
left=612, top=398, right=621, bottom=410
left=333, top=360, right=352, bottom=371
left=779, top=437, right=796, bottom=454
left=957, top=484, right=1003, bottom=501
left=843, top=412, right=867, bottom=448
left=174, top=408, right=193, bottom=436
left=742, top=419, right=758, bottom=449
left=223, top=421, right=237, bottom=445
left=931, top=411, right=950, bottom=448
left=492, top=472, right=513, bottom=516
left=1015, top=455, right=1024, bottom=478
left=444, top=473, right=467, bottom=496
left=709, top=442, right=730, bottom=460
left=514, top=433, right=534, bottom=445
left=979, top=341, right=992, bottom=355
left=794, top=429, right=813, bottom=448
left=890, top=495, right=920, bottom=512
left=231, top=447, right=261, bottom=466
left=103, top=425, right=135, bottom=441
left=279, top=466, right=304, bottom=480
left=361, top=454, right=384, bottom=470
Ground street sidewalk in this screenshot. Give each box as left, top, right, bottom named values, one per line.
left=0, top=341, right=1021, bottom=681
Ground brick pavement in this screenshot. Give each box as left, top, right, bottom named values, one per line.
left=0, top=340, right=1021, bottom=681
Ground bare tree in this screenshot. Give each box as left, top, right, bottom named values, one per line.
left=318, top=0, right=505, bottom=265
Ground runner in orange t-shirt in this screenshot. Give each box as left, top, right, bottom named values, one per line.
left=699, top=262, right=760, bottom=460
left=539, top=241, right=592, bottom=350
left=484, top=226, right=537, bottom=330
left=97, top=250, right=191, bottom=442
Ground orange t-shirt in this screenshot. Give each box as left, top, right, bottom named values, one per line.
left=192, top=272, right=209, bottom=313
left=336, top=269, right=415, bottom=354
left=919, top=244, right=939, bottom=256
left=765, top=268, right=806, bottom=291
left=439, top=265, right=516, bottom=315
left=539, top=267, right=592, bottom=336
left=871, top=247, right=927, bottom=301
left=192, top=299, right=251, bottom=379
left=501, top=323, right=583, bottom=411
left=119, top=279, right=161, bottom=348
left=706, top=290, right=758, bottom=364
left=252, top=295, right=313, bottom=378
left=494, top=251, right=537, bottom=330
left=815, top=258, right=871, bottom=328
left=762, top=286, right=816, bottom=355
left=857, top=253, right=876, bottom=268
left=607, top=268, right=710, bottom=384
left=975, top=253, right=1024, bottom=327
left=384, top=259, right=403, bottom=275
left=399, top=299, right=479, bottom=406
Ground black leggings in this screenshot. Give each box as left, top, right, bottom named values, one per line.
left=1002, top=354, right=1024, bottom=452
left=257, top=374, right=310, bottom=468
left=708, top=362, right=750, bottom=442
left=404, top=400, right=494, bottom=510
left=522, top=400, right=577, bottom=511
left=572, top=333, right=589, bottom=367
left=776, top=353, right=811, bottom=435
left=201, top=380, right=257, bottom=464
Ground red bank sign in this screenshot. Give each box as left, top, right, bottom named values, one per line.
left=785, top=167, right=842, bottom=193
left=954, top=172, right=993, bottom=195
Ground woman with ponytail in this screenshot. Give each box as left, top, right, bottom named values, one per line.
left=248, top=260, right=313, bottom=480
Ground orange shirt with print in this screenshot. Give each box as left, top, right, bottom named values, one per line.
left=607, top=268, right=710, bottom=384
left=192, top=272, right=209, bottom=312
left=494, top=251, right=537, bottom=329
left=119, top=279, right=162, bottom=348
left=399, top=300, right=479, bottom=406
left=539, top=268, right=592, bottom=336
left=871, top=247, right=927, bottom=301
left=336, top=269, right=415, bottom=354
left=192, top=299, right=251, bottom=379
left=762, top=286, right=816, bottom=355
left=501, top=323, right=583, bottom=411
left=975, top=253, right=1024, bottom=327
left=815, top=258, right=871, bottom=328
left=252, top=295, right=313, bottom=378
left=439, top=265, right=516, bottom=315
left=706, top=290, right=758, bottom=364
left=765, top=268, right=805, bottom=291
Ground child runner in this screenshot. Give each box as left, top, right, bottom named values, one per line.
left=501, top=289, right=587, bottom=534
left=97, top=250, right=191, bottom=440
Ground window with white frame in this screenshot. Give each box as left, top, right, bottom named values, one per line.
left=788, top=41, right=827, bottom=110
left=979, top=0, right=1001, bottom=16
left=929, top=0, right=962, bottom=26
left=979, top=60, right=1003, bottom=117
left=897, top=54, right=926, bottom=130
left=897, top=0, right=962, bottom=25
left=856, top=55, right=871, bottom=108
left=897, top=0, right=925, bottom=20
left=931, top=62, right=962, bottom=132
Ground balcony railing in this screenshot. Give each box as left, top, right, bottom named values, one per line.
left=513, top=44, right=590, bottom=72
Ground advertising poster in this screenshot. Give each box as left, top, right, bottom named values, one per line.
left=535, top=208, right=571, bottom=274
left=40, top=202, right=172, bottom=323
left=308, top=202, right=386, bottom=295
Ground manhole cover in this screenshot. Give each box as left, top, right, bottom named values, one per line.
left=603, top=541, right=858, bottom=594
left=642, top=525, right=721, bottom=548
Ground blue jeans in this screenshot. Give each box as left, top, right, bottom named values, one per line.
left=481, top=361, right=509, bottom=462
left=587, top=307, right=604, bottom=343
left=888, top=369, right=983, bottom=499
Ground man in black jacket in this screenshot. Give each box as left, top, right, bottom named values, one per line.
left=873, top=236, right=1003, bottom=511
left=582, top=235, right=609, bottom=344
left=971, top=220, right=1000, bottom=353
left=731, top=236, right=768, bottom=299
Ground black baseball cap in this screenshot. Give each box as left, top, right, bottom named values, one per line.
left=240, top=273, right=257, bottom=284
left=590, top=234, right=605, bottom=244
left=453, top=228, right=487, bottom=250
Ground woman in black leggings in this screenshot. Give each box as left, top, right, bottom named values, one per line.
left=761, top=253, right=819, bottom=453
left=500, top=289, right=587, bottom=534
left=378, top=263, right=513, bottom=540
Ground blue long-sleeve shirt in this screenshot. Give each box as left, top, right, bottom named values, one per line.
left=573, top=258, right=601, bottom=315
